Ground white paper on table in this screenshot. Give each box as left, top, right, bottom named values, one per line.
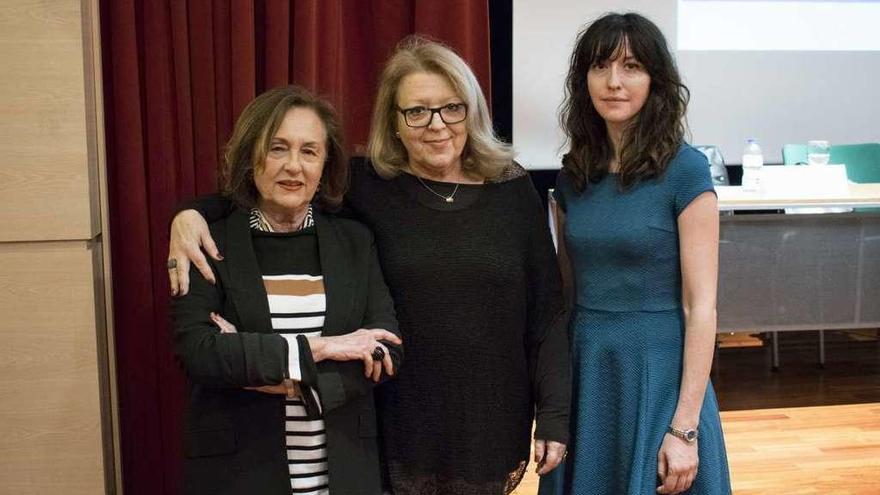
left=762, top=165, right=851, bottom=213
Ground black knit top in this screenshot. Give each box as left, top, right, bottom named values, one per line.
left=183, top=158, right=570, bottom=495
left=348, top=159, right=569, bottom=495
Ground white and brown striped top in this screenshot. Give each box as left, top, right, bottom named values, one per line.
left=252, top=207, right=330, bottom=495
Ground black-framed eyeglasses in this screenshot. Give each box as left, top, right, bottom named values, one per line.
left=396, top=103, right=468, bottom=128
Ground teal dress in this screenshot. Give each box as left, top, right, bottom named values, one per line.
left=539, top=145, right=731, bottom=494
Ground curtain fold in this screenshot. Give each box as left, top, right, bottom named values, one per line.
left=100, top=1, right=491, bottom=493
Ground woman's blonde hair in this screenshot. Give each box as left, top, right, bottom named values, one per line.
left=368, top=36, right=512, bottom=180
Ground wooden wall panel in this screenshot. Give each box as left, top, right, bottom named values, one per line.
left=0, top=241, right=105, bottom=494
left=0, top=0, right=113, bottom=493
left=0, top=0, right=93, bottom=242
left=81, top=0, right=120, bottom=488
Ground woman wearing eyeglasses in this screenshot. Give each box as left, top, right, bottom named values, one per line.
left=167, top=37, right=570, bottom=495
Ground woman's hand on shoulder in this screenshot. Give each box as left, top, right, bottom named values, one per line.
left=169, top=209, right=221, bottom=296
left=308, top=329, right=401, bottom=382
left=656, top=433, right=698, bottom=494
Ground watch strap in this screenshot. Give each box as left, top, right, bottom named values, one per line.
left=667, top=425, right=699, bottom=443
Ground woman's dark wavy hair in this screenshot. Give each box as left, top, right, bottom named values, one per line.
left=561, top=12, right=689, bottom=192
left=221, top=85, right=349, bottom=211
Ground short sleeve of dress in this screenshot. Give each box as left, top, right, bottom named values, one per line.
left=671, top=146, right=716, bottom=217
left=553, top=170, right=572, bottom=213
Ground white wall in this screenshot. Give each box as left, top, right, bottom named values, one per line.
left=513, top=0, right=880, bottom=168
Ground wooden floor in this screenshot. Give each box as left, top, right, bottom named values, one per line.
left=513, top=403, right=880, bottom=494
left=722, top=403, right=880, bottom=494
left=512, top=332, right=880, bottom=494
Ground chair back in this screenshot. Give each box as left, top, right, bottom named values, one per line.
left=694, top=145, right=730, bottom=186
left=782, top=143, right=880, bottom=183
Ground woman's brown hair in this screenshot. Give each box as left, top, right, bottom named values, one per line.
left=221, top=85, right=349, bottom=211
left=561, top=12, right=689, bottom=192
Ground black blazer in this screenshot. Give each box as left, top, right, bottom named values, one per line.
left=171, top=208, right=401, bottom=495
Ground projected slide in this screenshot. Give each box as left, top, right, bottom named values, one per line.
left=678, top=0, right=880, bottom=50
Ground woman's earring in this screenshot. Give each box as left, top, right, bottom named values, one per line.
left=395, top=131, right=400, bottom=138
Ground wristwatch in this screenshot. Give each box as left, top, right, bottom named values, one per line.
left=667, top=425, right=699, bottom=443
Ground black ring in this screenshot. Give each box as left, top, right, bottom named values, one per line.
left=371, top=346, right=385, bottom=361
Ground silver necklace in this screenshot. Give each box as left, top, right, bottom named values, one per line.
left=416, top=176, right=460, bottom=203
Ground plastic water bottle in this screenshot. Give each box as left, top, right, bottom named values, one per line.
left=741, top=139, right=764, bottom=192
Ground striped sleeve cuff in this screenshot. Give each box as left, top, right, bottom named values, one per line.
left=280, top=335, right=302, bottom=381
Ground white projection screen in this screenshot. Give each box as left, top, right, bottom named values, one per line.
left=513, top=0, right=880, bottom=168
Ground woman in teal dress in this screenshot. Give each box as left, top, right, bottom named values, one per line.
left=539, top=13, right=731, bottom=495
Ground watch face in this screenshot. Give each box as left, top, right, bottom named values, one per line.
left=685, top=430, right=698, bottom=442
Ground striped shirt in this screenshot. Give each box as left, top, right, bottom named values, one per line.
left=251, top=207, right=330, bottom=495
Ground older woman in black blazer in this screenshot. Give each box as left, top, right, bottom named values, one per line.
left=171, top=86, right=401, bottom=495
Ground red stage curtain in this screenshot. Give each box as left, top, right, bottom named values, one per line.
left=99, top=2, right=490, bottom=493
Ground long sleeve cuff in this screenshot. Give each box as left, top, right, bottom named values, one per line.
left=534, top=411, right=570, bottom=445
left=280, top=335, right=303, bottom=381
left=294, top=335, right=323, bottom=419
left=295, top=335, right=319, bottom=386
